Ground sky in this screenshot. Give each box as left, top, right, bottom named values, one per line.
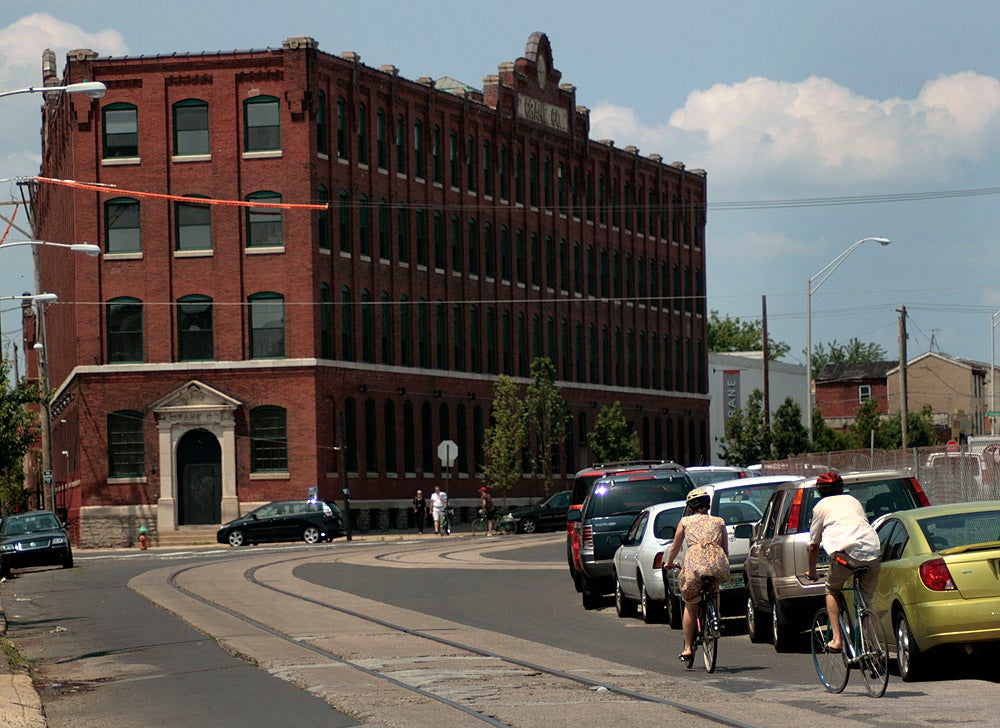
left=2, top=1, right=999, bottom=376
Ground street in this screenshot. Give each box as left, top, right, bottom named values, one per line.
left=2, top=534, right=999, bottom=726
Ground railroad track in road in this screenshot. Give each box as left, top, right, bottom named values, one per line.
left=148, top=548, right=760, bottom=728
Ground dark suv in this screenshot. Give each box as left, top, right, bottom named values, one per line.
left=742, top=470, right=929, bottom=650
left=568, top=469, right=694, bottom=608
left=566, top=460, right=684, bottom=591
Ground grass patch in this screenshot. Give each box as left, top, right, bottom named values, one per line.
left=0, top=638, right=33, bottom=672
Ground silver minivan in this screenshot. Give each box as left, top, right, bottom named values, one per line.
left=742, top=470, right=930, bottom=651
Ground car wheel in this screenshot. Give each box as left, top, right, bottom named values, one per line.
left=0, top=563, right=11, bottom=580
left=746, top=588, right=767, bottom=643
left=571, top=568, right=583, bottom=593
left=581, top=574, right=601, bottom=610
left=227, top=530, right=246, bottom=547
left=896, top=612, right=924, bottom=682
left=62, top=550, right=74, bottom=569
left=641, top=586, right=664, bottom=624
left=771, top=595, right=796, bottom=652
left=519, top=517, right=538, bottom=534
left=303, top=526, right=322, bottom=544
left=614, top=576, right=636, bottom=617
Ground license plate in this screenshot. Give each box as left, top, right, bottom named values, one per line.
left=722, top=573, right=745, bottom=591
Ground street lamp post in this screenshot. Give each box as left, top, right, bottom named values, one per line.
left=806, top=237, right=891, bottom=442
left=0, top=81, right=106, bottom=100
left=0, top=240, right=101, bottom=256
left=991, top=311, right=1000, bottom=436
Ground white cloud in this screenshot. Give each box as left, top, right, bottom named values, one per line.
left=591, top=72, right=1000, bottom=193
left=0, top=13, right=127, bottom=88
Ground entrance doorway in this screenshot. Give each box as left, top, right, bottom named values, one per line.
left=177, top=428, right=222, bottom=525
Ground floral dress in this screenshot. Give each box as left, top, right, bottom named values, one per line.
left=678, top=513, right=729, bottom=603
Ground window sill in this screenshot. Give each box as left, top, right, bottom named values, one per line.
left=172, top=154, right=212, bottom=163
left=318, top=152, right=329, bottom=160
left=319, top=247, right=331, bottom=255
left=175, top=249, right=213, bottom=258
left=246, top=246, right=285, bottom=255
left=249, top=471, right=291, bottom=480
left=108, top=476, right=148, bottom=485
left=102, top=157, right=141, bottom=166
left=243, top=150, right=282, bottom=160
left=104, top=251, right=143, bottom=260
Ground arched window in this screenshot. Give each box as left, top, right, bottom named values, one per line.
left=175, top=195, right=212, bottom=251
left=376, top=108, right=387, bottom=169
left=250, top=405, right=288, bottom=472
left=177, top=294, right=213, bottom=361
left=248, top=292, right=284, bottom=358
left=245, top=191, right=282, bottom=248
left=337, top=96, right=348, bottom=159
left=105, top=197, right=140, bottom=253
left=107, top=297, right=143, bottom=363
left=243, top=96, right=279, bottom=152
left=173, top=99, right=209, bottom=157
left=316, top=90, right=328, bottom=156
left=108, top=410, right=144, bottom=477
left=102, top=102, right=138, bottom=158
left=357, top=102, right=368, bottom=165
left=421, top=402, right=433, bottom=472
left=403, top=401, right=415, bottom=472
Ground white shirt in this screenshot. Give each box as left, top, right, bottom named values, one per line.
left=430, top=491, right=448, bottom=512
left=809, top=493, right=881, bottom=562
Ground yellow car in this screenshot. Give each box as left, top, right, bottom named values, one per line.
left=871, top=501, right=1000, bottom=681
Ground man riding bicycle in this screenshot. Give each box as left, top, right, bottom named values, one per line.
left=806, top=471, right=881, bottom=653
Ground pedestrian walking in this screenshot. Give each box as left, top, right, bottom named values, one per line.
left=412, top=489, right=426, bottom=533
left=430, top=485, right=448, bottom=535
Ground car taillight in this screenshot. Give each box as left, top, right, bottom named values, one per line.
left=582, top=525, right=594, bottom=548
left=909, top=478, right=931, bottom=507
left=919, top=558, right=956, bottom=591
left=653, top=551, right=664, bottom=569
left=786, top=488, right=804, bottom=532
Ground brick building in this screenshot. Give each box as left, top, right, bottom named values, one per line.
left=26, top=33, right=709, bottom=545
left=813, top=361, right=897, bottom=431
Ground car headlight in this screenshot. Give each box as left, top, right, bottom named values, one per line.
left=51, top=537, right=67, bottom=545
left=502, top=514, right=515, bottom=522
left=1, top=544, right=14, bottom=553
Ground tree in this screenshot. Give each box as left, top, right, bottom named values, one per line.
left=879, top=406, right=936, bottom=448
left=810, top=407, right=850, bottom=452
left=587, top=401, right=639, bottom=463
left=718, top=389, right=771, bottom=466
left=0, top=360, right=44, bottom=514
left=807, top=338, right=887, bottom=379
left=771, top=397, right=809, bottom=459
left=524, top=357, right=569, bottom=494
left=483, top=375, right=526, bottom=504
left=848, top=398, right=886, bottom=449
left=707, top=310, right=790, bottom=360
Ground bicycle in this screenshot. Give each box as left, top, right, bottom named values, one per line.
left=436, top=507, right=454, bottom=536
left=471, top=510, right=515, bottom=536
left=672, top=569, right=721, bottom=673
left=808, top=562, right=889, bottom=697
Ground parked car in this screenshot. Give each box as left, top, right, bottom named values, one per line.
left=662, top=475, right=803, bottom=626
left=566, top=460, right=683, bottom=592
left=685, top=466, right=756, bottom=487
left=742, top=470, right=930, bottom=651
left=0, top=511, right=74, bottom=579
left=612, top=500, right=686, bottom=623
left=217, top=499, right=346, bottom=547
left=923, top=451, right=992, bottom=491
left=567, top=469, right=694, bottom=609
left=871, top=500, right=1000, bottom=681
left=505, top=490, right=571, bottom=534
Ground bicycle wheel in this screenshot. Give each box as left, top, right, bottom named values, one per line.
left=472, top=518, right=486, bottom=535
left=810, top=607, right=849, bottom=693
left=859, top=608, right=889, bottom=697
left=701, top=598, right=719, bottom=673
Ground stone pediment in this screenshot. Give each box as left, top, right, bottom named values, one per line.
left=149, top=380, right=242, bottom=413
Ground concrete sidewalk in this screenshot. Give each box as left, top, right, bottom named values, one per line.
left=0, top=597, right=46, bottom=728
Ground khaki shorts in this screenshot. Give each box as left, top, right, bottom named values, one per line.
left=826, top=551, right=880, bottom=605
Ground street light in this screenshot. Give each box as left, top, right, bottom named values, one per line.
left=2, top=240, right=101, bottom=257
left=991, top=310, right=1000, bottom=436
left=806, top=237, right=891, bottom=441
left=0, top=81, right=107, bottom=100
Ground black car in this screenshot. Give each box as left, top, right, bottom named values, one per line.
left=0, top=511, right=74, bottom=579
left=508, top=490, right=571, bottom=533
left=217, top=499, right=346, bottom=547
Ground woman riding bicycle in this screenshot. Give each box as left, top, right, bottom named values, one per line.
left=665, top=488, right=729, bottom=663
left=806, top=471, right=881, bottom=653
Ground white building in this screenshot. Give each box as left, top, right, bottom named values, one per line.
left=708, top=352, right=808, bottom=464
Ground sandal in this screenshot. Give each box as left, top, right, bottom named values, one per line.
left=678, top=651, right=694, bottom=665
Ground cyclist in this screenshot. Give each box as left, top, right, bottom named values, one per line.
left=478, top=486, right=496, bottom=536
left=805, top=471, right=881, bottom=653
left=665, top=488, right=729, bottom=663
left=430, top=485, right=449, bottom=535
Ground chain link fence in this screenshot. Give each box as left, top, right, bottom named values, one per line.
left=759, top=443, right=1000, bottom=505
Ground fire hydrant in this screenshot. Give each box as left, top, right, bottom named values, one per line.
left=138, top=524, right=148, bottom=550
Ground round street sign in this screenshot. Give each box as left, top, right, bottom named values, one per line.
left=437, top=439, right=458, bottom=467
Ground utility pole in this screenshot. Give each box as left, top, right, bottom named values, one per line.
left=762, top=295, right=771, bottom=430
left=898, top=306, right=909, bottom=450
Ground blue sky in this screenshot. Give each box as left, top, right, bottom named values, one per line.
left=2, top=1, right=999, bottom=374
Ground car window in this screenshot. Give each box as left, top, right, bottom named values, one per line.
left=917, top=508, right=1000, bottom=550
left=254, top=504, right=280, bottom=518
left=2, top=514, right=60, bottom=536
left=716, top=500, right=763, bottom=526
left=711, top=484, right=776, bottom=524
left=549, top=491, right=571, bottom=509
left=877, top=519, right=908, bottom=561
left=844, top=478, right=921, bottom=520
left=626, top=511, right=648, bottom=544
left=588, top=477, right=691, bottom=518
left=653, top=507, right=684, bottom=539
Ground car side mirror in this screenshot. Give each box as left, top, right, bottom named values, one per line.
left=251, top=514, right=259, bottom=521
left=566, top=509, right=581, bottom=523
left=734, top=523, right=753, bottom=539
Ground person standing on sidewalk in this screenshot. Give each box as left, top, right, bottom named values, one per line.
left=412, top=489, right=427, bottom=533
left=479, top=486, right=496, bottom=536
left=430, top=485, right=448, bottom=535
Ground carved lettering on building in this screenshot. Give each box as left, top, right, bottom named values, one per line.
left=723, top=370, right=741, bottom=427
left=517, top=96, right=568, bottom=133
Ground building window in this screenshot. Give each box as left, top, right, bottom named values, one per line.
left=384, top=401, right=397, bottom=474
left=107, top=297, right=143, bottom=363
left=467, top=218, right=478, bottom=277
left=105, top=197, right=140, bottom=253
left=515, top=228, right=526, bottom=284
left=403, top=401, right=415, bottom=472
left=453, top=304, right=465, bottom=371
left=378, top=198, right=389, bottom=260
left=376, top=108, right=387, bottom=169
left=859, top=384, right=872, bottom=402
left=450, top=213, right=462, bottom=273
left=433, top=211, right=444, bottom=269
left=467, top=135, right=476, bottom=193
left=108, top=410, right=144, bottom=477
left=400, top=294, right=411, bottom=367
left=395, top=114, right=406, bottom=173
left=317, top=186, right=330, bottom=251
left=102, top=103, right=138, bottom=159
left=339, top=189, right=350, bottom=253
left=529, top=154, right=539, bottom=207
left=177, top=295, right=213, bottom=361
left=173, top=99, right=209, bottom=156
left=449, top=130, right=459, bottom=186
left=380, top=291, right=393, bottom=364
left=358, top=194, right=371, bottom=257
left=320, top=283, right=332, bottom=358
left=244, top=96, right=280, bottom=152
left=499, top=145, right=508, bottom=200
left=361, top=289, right=373, bottom=363
left=357, top=103, right=368, bottom=165
left=486, top=308, right=497, bottom=374
left=470, top=305, right=480, bottom=373
left=484, top=223, right=494, bottom=278
left=340, top=286, right=354, bottom=361
left=246, top=191, right=282, bottom=248
left=418, top=298, right=430, bottom=367
left=175, top=196, right=212, bottom=251
left=436, top=302, right=447, bottom=369
left=344, top=398, right=358, bottom=472
left=414, top=119, right=425, bottom=178
left=530, top=233, right=541, bottom=287
left=482, top=141, right=492, bottom=197
left=500, top=226, right=511, bottom=281
left=316, top=90, right=328, bottom=155
left=337, top=96, right=347, bottom=159
left=248, top=292, right=285, bottom=358
left=250, top=406, right=288, bottom=472
left=415, top=209, right=427, bottom=267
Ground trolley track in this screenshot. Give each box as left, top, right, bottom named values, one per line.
left=161, top=551, right=755, bottom=727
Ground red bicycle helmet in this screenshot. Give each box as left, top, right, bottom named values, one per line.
left=816, top=471, right=844, bottom=497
